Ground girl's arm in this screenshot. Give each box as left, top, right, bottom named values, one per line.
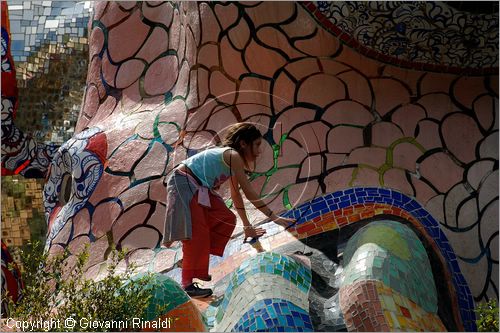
left=226, top=150, right=295, bottom=227
left=229, top=175, right=252, bottom=228
left=230, top=175, right=266, bottom=238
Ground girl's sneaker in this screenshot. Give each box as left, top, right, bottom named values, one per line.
left=184, top=282, right=213, bottom=298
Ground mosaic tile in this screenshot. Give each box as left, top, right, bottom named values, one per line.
left=339, top=280, right=390, bottom=332
left=376, top=281, right=447, bottom=332
left=193, top=187, right=476, bottom=329
left=4, top=0, right=91, bottom=153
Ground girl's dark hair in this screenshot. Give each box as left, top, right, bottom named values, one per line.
left=221, top=123, right=262, bottom=151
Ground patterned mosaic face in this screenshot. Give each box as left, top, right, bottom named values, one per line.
left=1, top=1, right=498, bottom=332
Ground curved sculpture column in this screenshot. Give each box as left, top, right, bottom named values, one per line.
left=339, top=220, right=446, bottom=331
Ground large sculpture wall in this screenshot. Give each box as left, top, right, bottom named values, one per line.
left=1, top=1, right=498, bottom=331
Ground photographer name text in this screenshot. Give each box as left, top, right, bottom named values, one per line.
left=5, top=317, right=175, bottom=331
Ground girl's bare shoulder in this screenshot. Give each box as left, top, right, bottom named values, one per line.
left=223, top=148, right=242, bottom=167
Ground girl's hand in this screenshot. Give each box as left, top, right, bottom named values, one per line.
left=270, top=215, right=296, bottom=228
left=244, top=225, right=266, bottom=239
left=162, top=241, right=174, bottom=248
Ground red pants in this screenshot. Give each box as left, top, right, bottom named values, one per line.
left=182, top=191, right=236, bottom=287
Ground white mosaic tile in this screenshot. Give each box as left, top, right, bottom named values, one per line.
left=8, top=5, right=24, bottom=11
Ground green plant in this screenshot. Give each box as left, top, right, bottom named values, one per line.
left=475, top=299, right=499, bottom=332
left=4, top=241, right=165, bottom=332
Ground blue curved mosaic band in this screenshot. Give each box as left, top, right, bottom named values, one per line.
left=216, top=253, right=312, bottom=323
left=231, top=299, right=313, bottom=332
left=282, top=187, right=476, bottom=331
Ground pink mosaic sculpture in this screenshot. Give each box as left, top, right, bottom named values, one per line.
left=2, top=1, right=498, bottom=331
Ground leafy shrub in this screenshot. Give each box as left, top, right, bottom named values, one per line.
left=475, top=299, right=499, bottom=332
left=3, top=241, right=165, bottom=332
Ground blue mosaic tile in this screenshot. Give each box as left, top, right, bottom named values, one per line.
left=311, top=202, right=326, bottom=211
left=51, top=7, right=62, bottom=15
left=338, top=201, right=350, bottom=209
left=381, top=196, right=394, bottom=204
left=379, top=188, right=391, bottom=196
left=11, top=39, right=24, bottom=51
left=311, top=196, right=325, bottom=204
left=305, top=211, right=320, bottom=221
